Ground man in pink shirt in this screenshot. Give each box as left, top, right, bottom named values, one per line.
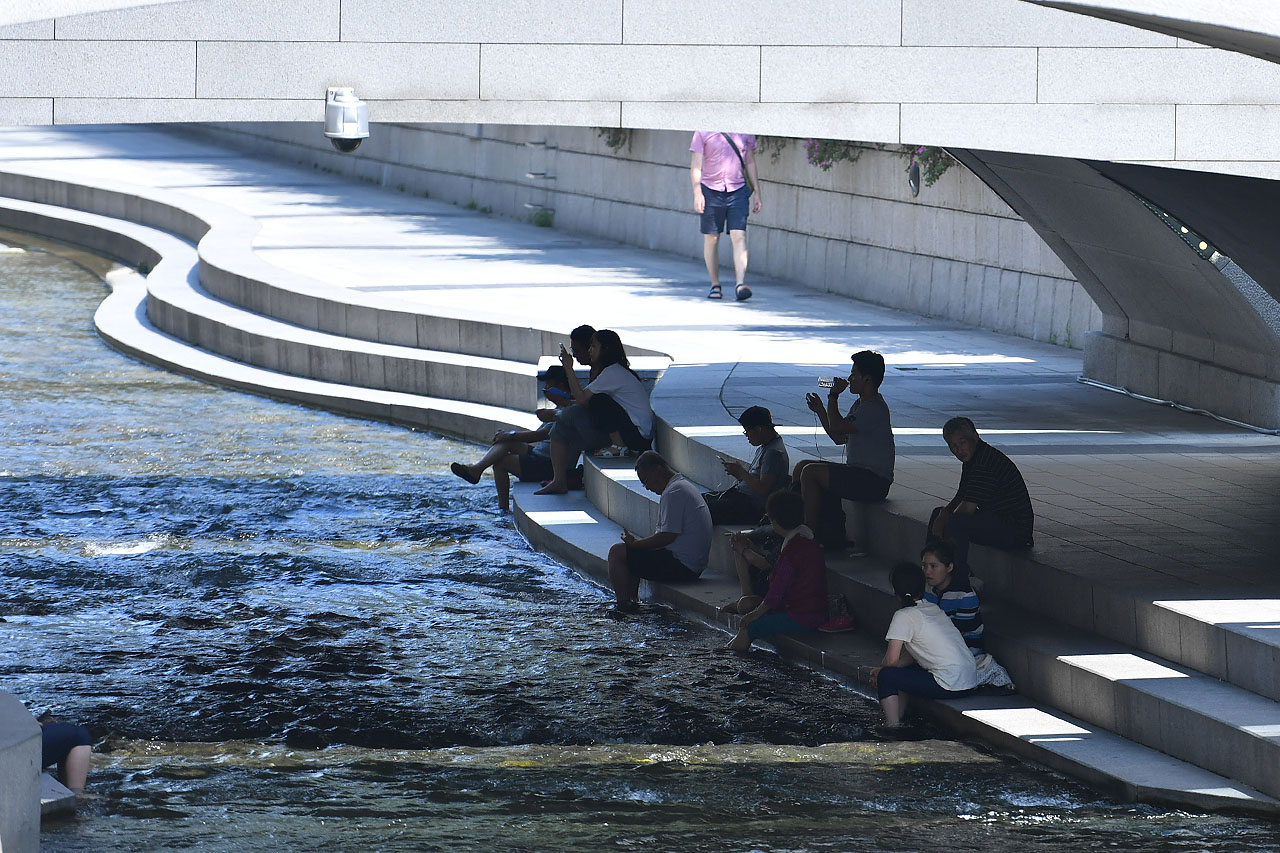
left=690, top=131, right=764, bottom=301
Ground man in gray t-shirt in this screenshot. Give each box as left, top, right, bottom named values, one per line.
left=705, top=405, right=790, bottom=525
left=793, top=350, right=896, bottom=548
left=606, top=451, right=713, bottom=615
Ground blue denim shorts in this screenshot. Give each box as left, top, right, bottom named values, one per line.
left=700, top=184, right=751, bottom=234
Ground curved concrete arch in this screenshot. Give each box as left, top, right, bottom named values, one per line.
left=1028, top=1, right=1280, bottom=65
left=1090, top=160, right=1280, bottom=311
left=955, top=147, right=1280, bottom=426
left=0, top=0, right=192, bottom=26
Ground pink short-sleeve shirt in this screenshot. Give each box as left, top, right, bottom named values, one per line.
left=691, top=131, right=757, bottom=192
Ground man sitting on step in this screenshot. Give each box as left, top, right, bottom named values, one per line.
left=929, top=416, right=1034, bottom=579
left=607, top=451, right=713, bottom=616
left=792, top=350, right=896, bottom=551
left=704, top=405, right=790, bottom=525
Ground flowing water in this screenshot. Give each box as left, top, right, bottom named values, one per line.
left=1, top=233, right=1275, bottom=851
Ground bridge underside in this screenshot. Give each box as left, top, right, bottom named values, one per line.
left=4, top=0, right=1280, bottom=425
left=956, top=149, right=1280, bottom=428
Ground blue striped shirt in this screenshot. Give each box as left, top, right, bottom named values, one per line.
left=925, top=582, right=985, bottom=652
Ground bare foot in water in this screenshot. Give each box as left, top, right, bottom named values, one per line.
left=534, top=481, right=567, bottom=495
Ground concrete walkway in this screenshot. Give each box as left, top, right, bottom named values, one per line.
left=3, top=125, right=1280, bottom=813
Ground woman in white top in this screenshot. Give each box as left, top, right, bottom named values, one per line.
left=535, top=329, right=654, bottom=495
left=870, top=561, right=979, bottom=728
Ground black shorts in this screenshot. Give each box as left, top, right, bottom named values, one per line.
left=516, top=451, right=553, bottom=483
left=626, top=546, right=700, bottom=583
left=41, top=722, right=91, bottom=768
left=700, top=184, right=751, bottom=234
left=827, top=464, right=891, bottom=502
left=702, top=487, right=764, bottom=526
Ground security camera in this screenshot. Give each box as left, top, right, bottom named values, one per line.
left=324, top=87, right=369, bottom=153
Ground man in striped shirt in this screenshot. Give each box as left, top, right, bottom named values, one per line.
left=928, top=417, right=1034, bottom=578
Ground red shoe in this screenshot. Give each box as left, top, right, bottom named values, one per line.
left=818, top=614, right=856, bottom=633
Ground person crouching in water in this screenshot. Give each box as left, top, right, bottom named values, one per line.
left=871, top=562, right=979, bottom=728
left=725, top=490, right=828, bottom=652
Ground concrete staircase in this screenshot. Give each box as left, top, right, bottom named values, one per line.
left=513, top=363, right=1280, bottom=812
left=513, top=445, right=1278, bottom=815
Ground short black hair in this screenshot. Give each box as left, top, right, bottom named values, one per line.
left=634, top=450, right=669, bottom=474
left=942, top=416, right=977, bottom=439
left=851, top=350, right=886, bottom=388
left=570, top=325, right=596, bottom=347
left=765, top=489, right=804, bottom=531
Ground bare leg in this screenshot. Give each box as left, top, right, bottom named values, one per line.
left=534, top=439, right=572, bottom=495
left=60, top=744, right=91, bottom=794
left=726, top=624, right=753, bottom=652
left=728, top=229, right=748, bottom=285
left=607, top=542, right=636, bottom=606
left=880, top=694, right=904, bottom=727
left=800, top=462, right=831, bottom=532
left=493, top=455, right=524, bottom=512
left=720, top=551, right=762, bottom=614
left=703, top=233, right=721, bottom=287
left=792, top=458, right=817, bottom=482
left=457, top=440, right=527, bottom=482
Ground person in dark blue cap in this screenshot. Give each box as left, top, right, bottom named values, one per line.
left=704, top=405, right=790, bottom=525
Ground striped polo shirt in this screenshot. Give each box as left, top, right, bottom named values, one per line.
left=925, top=581, right=985, bottom=652
left=957, top=440, right=1033, bottom=544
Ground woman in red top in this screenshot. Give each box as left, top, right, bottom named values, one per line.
left=726, top=490, right=828, bottom=652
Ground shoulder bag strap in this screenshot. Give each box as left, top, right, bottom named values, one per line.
left=720, top=132, right=753, bottom=193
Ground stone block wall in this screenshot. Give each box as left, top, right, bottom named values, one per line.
left=0, top=691, right=39, bottom=853
left=186, top=122, right=1101, bottom=349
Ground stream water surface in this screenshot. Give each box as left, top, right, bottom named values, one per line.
left=2, top=235, right=1275, bottom=851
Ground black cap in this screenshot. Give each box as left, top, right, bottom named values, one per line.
left=538, top=364, right=569, bottom=384
left=738, top=406, right=773, bottom=429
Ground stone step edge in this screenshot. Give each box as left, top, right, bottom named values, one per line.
left=585, top=451, right=1280, bottom=799
left=41, top=774, right=76, bottom=818
left=0, top=161, right=669, bottom=363
left=144, top=260, right=542, bottom=413
left=510, top=484, right=1279, bottom=817
left=0, top=192, right=544, bottom=441
left=0, top=192, right=545, bottom=413
left=653, top=404, right=1280, bottom=705
left=827, top=557, right=1280, bottom=802
left=96, top=261, right=540, bottom=446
